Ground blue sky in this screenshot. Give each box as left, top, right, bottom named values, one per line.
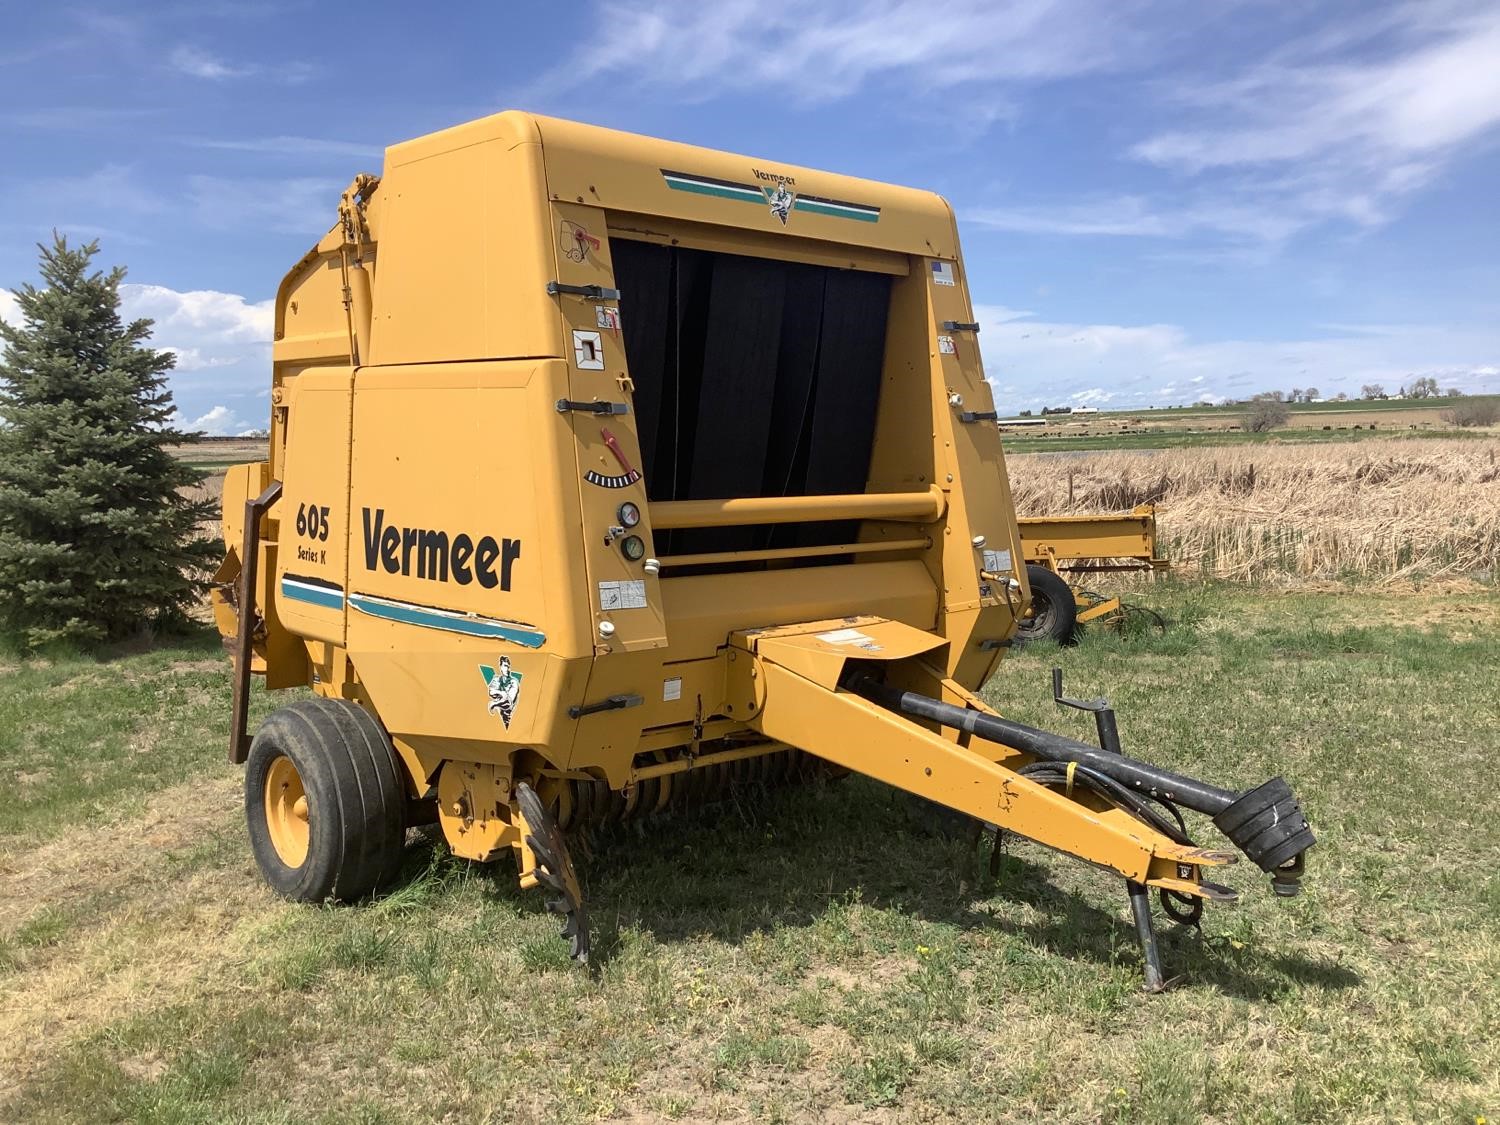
left=2, top=1, right=1497, bottom=432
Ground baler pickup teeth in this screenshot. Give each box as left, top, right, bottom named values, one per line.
left=515, top=782, right=590, bottom=964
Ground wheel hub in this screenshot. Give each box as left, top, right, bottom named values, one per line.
left=265, top=755, right=310, bottom=868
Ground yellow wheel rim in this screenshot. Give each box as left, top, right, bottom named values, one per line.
left=265, top=755, right=310, bottom=868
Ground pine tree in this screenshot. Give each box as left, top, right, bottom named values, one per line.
left=0, top=235, right=219, bottom=650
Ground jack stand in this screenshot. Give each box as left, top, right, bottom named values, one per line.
left=1127, top=880, right=1166, bottom=993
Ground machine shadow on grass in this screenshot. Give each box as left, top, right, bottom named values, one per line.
left=395, top=773, right=1358, bottom=1003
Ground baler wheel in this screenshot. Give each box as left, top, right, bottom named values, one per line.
left=1015, top=564, right=1078, bottom=645
left=515, top=782, right=590, bottom=964
left=244, top=699, right=407, bottom=902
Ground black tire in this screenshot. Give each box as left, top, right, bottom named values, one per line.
left=1014, top=564, right=1079, bottom=645
left=245, top=698, right=407, bottom=902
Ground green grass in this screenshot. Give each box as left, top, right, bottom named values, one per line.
left=1, top=587, right=1496, bottom=1122
left=1084, top=393, right=1500, bottom=420
left=0, top=625, right=286, bottom=838
left=1001, top=425, right=1489, bottom=454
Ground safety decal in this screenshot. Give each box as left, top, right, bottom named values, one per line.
left=573, top=329, right=605, bottom=370
left=585, top=426, right=642, bottom=489
left=983, top=548, right=1013, bottom=573
left=662, top=676, right=683, bottom=702
left=598, top=579, right=647, bottom=611
left=584, top=469, right=638, bottom=488
left=560, top=220, right=600, bottom=263
left=937, top=335, right=956, bottom=355
left=480, top=656, right=524, bottom=728
left=660, top=169, right=880, bottom=225
left=931, top=260, right=956, bottom=286
left=595, top=304, right=622, bottom=333
left=815, top=627, right=883, bottom=652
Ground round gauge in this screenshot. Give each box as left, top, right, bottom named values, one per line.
left=620, top=534, right=646, bottom=561
left=617, top=501, right=641, bottom=528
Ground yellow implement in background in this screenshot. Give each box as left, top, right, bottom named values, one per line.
left=1014, top=504, right=1170, bottom=642
left=212, top=111, right=1312, bottom=990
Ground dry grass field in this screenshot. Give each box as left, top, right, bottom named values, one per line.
left=1008, top=438, right=1500, bottom=583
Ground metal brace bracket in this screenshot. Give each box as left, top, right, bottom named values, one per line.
left=942, top=320, right=980, bottom=333
left=568, top=693, right=645, bottom=719
left=547, top=281, right=622, bottom=300
left=959, top=410, right=999, bottom=423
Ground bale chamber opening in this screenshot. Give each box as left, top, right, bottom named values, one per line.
left=610, top=239, right=894, bottom=559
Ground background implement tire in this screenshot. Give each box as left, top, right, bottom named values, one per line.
left=245, top=698, right=407, bottom=902
left=1014, top=564, right=1079, bottom=646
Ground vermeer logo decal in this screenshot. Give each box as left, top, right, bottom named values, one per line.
left=660, top=169, right=880, bottom=226
left=765, top=182, right=795, bottom=225
left=361, top=508, right=520, bottom=591
left=480, top=656, right=523, bottom=728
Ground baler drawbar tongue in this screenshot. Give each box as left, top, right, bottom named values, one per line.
left=733, top=616, right=1313, bottom=991
left=846, top=673, right=1316, bottom=882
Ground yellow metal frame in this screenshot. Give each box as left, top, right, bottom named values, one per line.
left=216, top=111, right=1221, bottom=902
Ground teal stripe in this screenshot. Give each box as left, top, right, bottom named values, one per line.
left=794, top=199, right=879, bottom=222
left=663, top=177, right=763, bottom=203
left=348, top=594, right=546, bottom=649
left=281, top=578, right=345, bottom=611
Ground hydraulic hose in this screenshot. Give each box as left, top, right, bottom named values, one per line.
left=845, top=673, right=1315, bottom=878
left=848, top=674, right=1236, bottom=815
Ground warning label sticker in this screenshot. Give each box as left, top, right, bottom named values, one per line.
left=983, top=549, right=1013, bottom=573
left=816, top=627, right=883, bottom=652
left=663, top=676, right=683, bottom=702
left=930, top=260, right=956, bottom=286
left=938, top=335, right=957, bottom=355
left=598, top=579, right=647, bottom=610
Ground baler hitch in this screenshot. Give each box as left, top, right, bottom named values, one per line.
left=847, top=672, right=1314, bottom=886
left=846, top=669, right=1315, bottom=991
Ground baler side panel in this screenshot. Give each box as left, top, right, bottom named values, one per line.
left=370, top=120, right=561, bottom=369
left=343, top=361, right=591, bottom=766
left=274, top=369, right=355, bottom=647
left=546, top=202, right=669, bottom=659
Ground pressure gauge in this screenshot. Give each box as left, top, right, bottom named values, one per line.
left=620, top=535, right=646, bottom=561
left=617, top=501, right=641, bottom=528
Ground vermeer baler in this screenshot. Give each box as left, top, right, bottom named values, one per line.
left=213, top=112, right=1313, bottom=987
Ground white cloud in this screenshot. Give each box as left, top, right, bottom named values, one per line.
left=0, top=287, right=18, bottom=327
left=1132, top=10, right=1500, bottom=173
left=119, top=286, right=272, bottom=426
left=122, top=284, right=272, bottom=347
left=185, top=175, right=340, bottom=234
left=20, top=164, right=168, bottom=217
left=1111, top=6, right=1500, bottom=244
left=537, top=0, right=1157, bottom=102
left=964, top=194, right=1308, bottom=244
left=187, top=136, right=383, bottom=160
left=168, top=45, right=314, bottom=84
left=174, top=404, right=264, bottom=436
left=169, top=45, right=250, bottom=80
left=975, top=303, right=1500, bottom=409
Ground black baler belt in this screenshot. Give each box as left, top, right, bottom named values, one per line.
left=681, top=254, right=786, bottom=552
